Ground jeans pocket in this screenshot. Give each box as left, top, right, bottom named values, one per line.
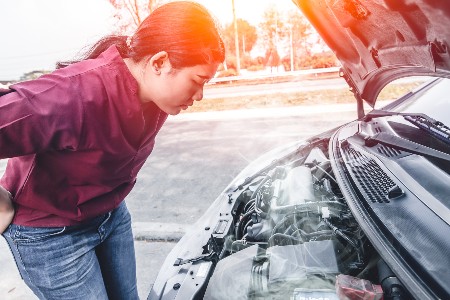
left=10, top=224, right=66, bottom=243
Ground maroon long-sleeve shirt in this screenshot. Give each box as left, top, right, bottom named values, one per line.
left=0, top=46, right=168, bottom=226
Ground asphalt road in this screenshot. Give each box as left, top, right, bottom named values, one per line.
left=126, top=104, right=358, bottom=226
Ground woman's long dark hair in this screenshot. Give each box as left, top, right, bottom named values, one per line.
left=57, top=1, right=225, bottom=69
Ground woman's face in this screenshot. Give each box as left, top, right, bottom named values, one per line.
left=138, top=53, right=219, bottom=115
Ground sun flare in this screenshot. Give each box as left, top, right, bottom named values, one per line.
left=195, top=0, right=298, bottom=26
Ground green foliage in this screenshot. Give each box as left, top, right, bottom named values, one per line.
left=300, top=52, right=339, bottom=69
left=281, top=51, right=338, bottom=71
left=264, top=47, right=280, bottom=67
left=240, top=55, right=258, bottom=69
left=258, top=6, right=286, bottom=49
left=255, top=6, right=327, bottom=70
left=226, top=54, right=265, bottom=70
left=246, top=65, right=266, bottom=72
left=217, top=68, right=238, bottom=78
left=223, top=18, right=258, bottom=55
left=225, top=55, right=238, bottom=70
left=108, top=1, right=336, bottom=72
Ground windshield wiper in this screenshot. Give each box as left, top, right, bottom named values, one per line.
left=361, top=132, right=450, bottom=162
left=363, top=109, right=450, bottom=145
left=404, top=115, right=450, bottom=145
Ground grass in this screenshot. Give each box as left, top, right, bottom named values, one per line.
left=183, top=80, right=424, bottom=113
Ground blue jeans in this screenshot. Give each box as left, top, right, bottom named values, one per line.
left=2, top=201, right=139, bottom=300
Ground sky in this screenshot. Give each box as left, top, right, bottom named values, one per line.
left=0, top=0, right=114, bottom=80
left=0, top=0, right=298, bottom=81
left=197, top=0, right=298, bottom=25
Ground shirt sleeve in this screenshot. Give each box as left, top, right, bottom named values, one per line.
left=0, top=73, right=84, bottom=159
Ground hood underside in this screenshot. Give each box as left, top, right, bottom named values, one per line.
left=293, top=0, right=450, bottom=107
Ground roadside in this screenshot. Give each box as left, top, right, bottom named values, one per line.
left=188, top=77, right=424, bottom=113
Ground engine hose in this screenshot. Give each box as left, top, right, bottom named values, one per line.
left=257, top=211, right=269, bottom=219
left=236, top=209, right=256, bottom=239
left=324, top=218, right=364, bottom=263
left=250, top=175, right=272, bottom=200
left=255, top=185, right=272, bottom=215
left=243, top=199, right=256, bottom=213
left=271, top=211, right=315, bottom=237
left=243, top=219, right=253, bottom=236
left=271, top=215, right=292, bottom=236
left=291, top=228, right=334, bottom=240
left=283, top=223, right=311, bottom=237
left=294, top=217, right=318, bottom=233
left=314, top=163, right=338, bottom=183
left=284, top=224, right=301, bottom=236
left=268, top=233, right=304, bottom=246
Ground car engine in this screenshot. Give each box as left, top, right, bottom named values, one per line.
left=203, top=142, right=403, bottom=299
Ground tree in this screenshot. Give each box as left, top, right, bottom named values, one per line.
left=258, top=6, right=286, bottom=51
left=108, top=0, right=163, bottom=34
left=259, top=8, right=334, bottom=71
left=257, top=6, right=287, bottom=71
left=265, top=46, right=280, bottom=72
left=287, top=12, right=337, bottom=69
left=283, top=11, right=314, bottom=70
left=223, top=19, right=257, bottom=56
left=288, top=13, right=311, bottom=51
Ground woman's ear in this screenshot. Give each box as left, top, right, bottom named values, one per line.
left=149, top=51, right=170, bottom=74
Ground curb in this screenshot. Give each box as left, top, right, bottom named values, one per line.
left=171, top=103, right=357, bottom=122
left=132, top=222, right=188, bottom=242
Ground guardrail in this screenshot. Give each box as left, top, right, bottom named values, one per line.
left=208, top=66, right=340, bottom=84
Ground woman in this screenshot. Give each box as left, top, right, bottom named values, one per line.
left=0, top=1, right=225, bottom=299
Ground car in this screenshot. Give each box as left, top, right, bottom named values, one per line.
left=148, top=1, right=450, bottom=299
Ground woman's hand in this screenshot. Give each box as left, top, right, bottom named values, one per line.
left=0, top=186, right=14, bottom=234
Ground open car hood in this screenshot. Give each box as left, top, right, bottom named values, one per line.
left=293, top=0, right=450, bottom=108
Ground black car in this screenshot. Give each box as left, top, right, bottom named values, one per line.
left=148, top=1, right=450, bottom=299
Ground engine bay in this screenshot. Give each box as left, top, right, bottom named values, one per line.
left=202, top=141, right=407, bottom=300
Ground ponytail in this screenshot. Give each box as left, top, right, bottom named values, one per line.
left=56, top=35, right=130, bottom=69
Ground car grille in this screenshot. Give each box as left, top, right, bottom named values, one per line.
left=342, top=146, right=396, bottom=203
left=376, top=144, right=404, bottom=158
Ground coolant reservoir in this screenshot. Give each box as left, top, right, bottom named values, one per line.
left=270, top=166, right=315, bottom=218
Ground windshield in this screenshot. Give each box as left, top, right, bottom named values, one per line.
left=382, top=77, right=450, bottom=127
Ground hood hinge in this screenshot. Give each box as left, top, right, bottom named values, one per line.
left=431, top=40, right=450, bottom=70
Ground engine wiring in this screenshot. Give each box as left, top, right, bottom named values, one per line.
left=227, top=146, right=369, bottom=277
